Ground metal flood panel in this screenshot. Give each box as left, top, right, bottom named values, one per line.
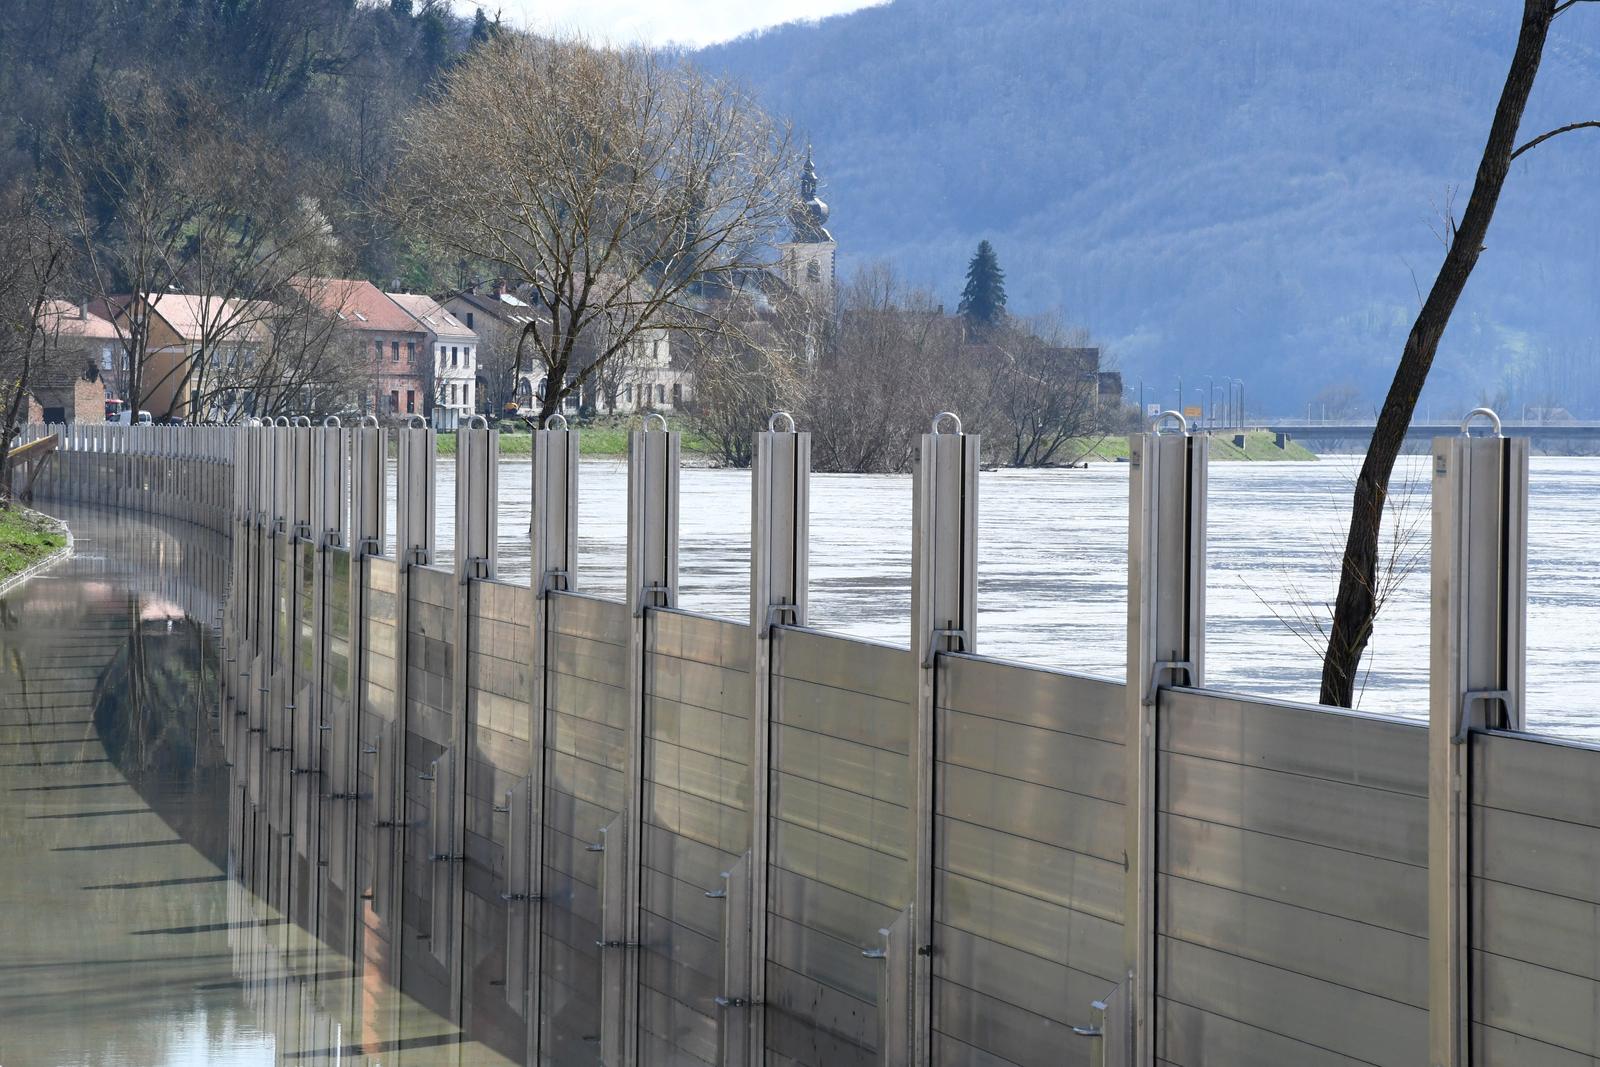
left=543, top=590, right=631, bottom=1065
left=766, top=627, right=912, bottom=1067
left=931, top=654, right=1126, bottom=1067
left=640, top=608, right=754, bottom=1066
left=1471, top=731, right=1600, bottom=1063
left=407, top=565, right=456, bottom=747
left=464, top=579, right=534, bottom=1057
left=1155, top=688, right=1428, bottom=1067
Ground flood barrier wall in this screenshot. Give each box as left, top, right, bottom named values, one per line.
left=14, top=416, right=1600, bottom=1067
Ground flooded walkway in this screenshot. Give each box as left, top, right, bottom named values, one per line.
left=0, top=507, right=514, bottom=1066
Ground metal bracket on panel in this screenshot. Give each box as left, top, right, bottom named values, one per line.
left=429, top=852, right=465, bottom=863
left=499, top=891, right=541, bottom=903
left=358, top=537, right=380, bottom=555
left=373, top=819, right=411, bottom=829
left=1142, top=658, right=1196, bottom=707
left=465, top=555, right=492, bottom=581
left=921, top=626, right=968, bottom=669
left=762, top=602, right=800, bottom=638
left=325, top=792, right=363, bottom=801
left=714, top=996, right=750, bottom=1009
left=635, top=581, right=673, bottom=617
left=1454, top=689, right=1513, bottom=745
left=538, top=569, right=570, bottom=599
left=289, top=768, right=317, bottom=776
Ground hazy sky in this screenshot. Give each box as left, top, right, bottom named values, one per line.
left=458, top=0, right=887, bottom=48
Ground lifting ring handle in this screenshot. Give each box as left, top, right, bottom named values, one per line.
left=1150, top=410, right=1189, bottom=435
left=768, top=411, right=797, bottom=433
left=543, top=413, right=569, bottom=431
left=1460, top=407, right=1503, bottom=437
left=466, top=414, right=489, bottom=429
left=405, top=413, right=427, bottom=429
left=322, top=415, right=342, bottom=428
left=930, top=411, right=963, bottom=435
left=643, top=411, right=668, bottom=433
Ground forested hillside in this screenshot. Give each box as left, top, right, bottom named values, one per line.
left=698, top=0, right=1600, bottom=413
left=0, top=0, right=486, bottom=286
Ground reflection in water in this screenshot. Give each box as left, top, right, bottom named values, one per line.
left=0, top=506, right=513, bottom=1066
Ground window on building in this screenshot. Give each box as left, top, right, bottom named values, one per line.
left=672, top=383, right=682, bottom=407
left=625, top=385, right=633, bottom=404
left=449, top=383, right=457, bottom=405
left=406, top=390, right=415, bottom=413
left=656, top=385, right=665, bottom=403
left=407, top=341, right=416, bottom=364
left=652, top=339, right=661, bottom=360
left=451, top=346, right=459, bottom=367
left=389, top=390, right=399, bottom=412
left=466, top=384, right=474, bottom=409
left=100, top=347, right=113, bottom=371
left=465, top=347, right=473, bottom=368
left=464, top=311, right=474, bottom=329
left=374, top=339, right=383, bottom=361
left=807, top=261, right=822, bottom=283
left=391, top=341, right=400, bottom=363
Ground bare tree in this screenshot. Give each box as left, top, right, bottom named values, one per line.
left=0, top=184, right=71, bottom=503
left=390, top=35, right=796, bottom=423
left=55, top=73, right=218, bottom=418
left=684, top=303, right=813, bottom=467
left=194, top=284, right=373, bottom=421
left=471, top=313, right=525, bottom=418
left=1322, top=0, right=1599, bottom=707
left=985, top=315, right=1115, bottom=467
left=806, top=262, right=972, bottom=473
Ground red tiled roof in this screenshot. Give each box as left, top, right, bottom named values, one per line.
left=298, top=277, right=424, bottom=334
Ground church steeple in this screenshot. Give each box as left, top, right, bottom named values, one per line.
left=791, top=145, right=832, bottom=243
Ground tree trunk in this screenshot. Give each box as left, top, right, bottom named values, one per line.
left=1320, top=0, right=1556, bottom=707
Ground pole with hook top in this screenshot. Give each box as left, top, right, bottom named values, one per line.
left=903, top=409, right=981, bottom=1065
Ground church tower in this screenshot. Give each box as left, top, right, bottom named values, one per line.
left=778, top=147, right=837, bottom=307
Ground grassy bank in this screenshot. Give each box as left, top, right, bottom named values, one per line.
left=1064, top=430, right=1318, bottom=463
left=0, top=506, right=67, bottom=584
left=432, top=419, right=715, bottom=458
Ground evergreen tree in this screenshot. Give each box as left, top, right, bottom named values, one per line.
left=471, top=8, right=493, bottom=45
left=958, top=239, right=1006, bottom=329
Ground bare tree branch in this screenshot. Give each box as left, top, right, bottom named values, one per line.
left=1511, top=119, right=1600, bottom=160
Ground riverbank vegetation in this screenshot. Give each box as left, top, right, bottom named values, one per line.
left=0, top=507, right=66, bottom=584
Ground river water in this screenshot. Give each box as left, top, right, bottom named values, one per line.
left=406, top=452, right=1600, bottom=737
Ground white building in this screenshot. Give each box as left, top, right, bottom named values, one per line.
left=388, top=293, right=479, bottom=429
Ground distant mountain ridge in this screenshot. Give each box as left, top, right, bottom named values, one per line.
left=697, top=0, right=1600, bottom=414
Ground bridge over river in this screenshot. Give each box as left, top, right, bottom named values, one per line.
left=1268, top=416, right=1600, bottom=447
left=2, top=415, right=1595, bottom=1067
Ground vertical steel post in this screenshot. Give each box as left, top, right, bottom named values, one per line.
left=343, top=417, right=386, bottom=978
left=389, top=418, right=434, bottom=992
left=447, top=415, right=497, bottom=1019
left=609, top=413, right=679, bottom=1065
left=1123, top=411, right=1207, bottom=1067
left=740, top=411, right=810, bottom=1066
left=396, top=418, right=437, bottom=568
left=1429, top=408, right=1526, bottom=1067
left=521, top=414, right=578, bottom=1051
left=309, top=419, right=347, bottom=966
left=906, top=411, right=979, bottom=1066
